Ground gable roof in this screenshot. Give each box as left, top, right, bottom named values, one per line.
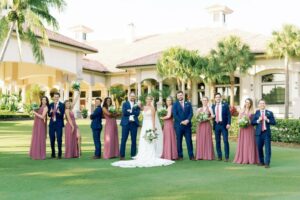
left=82, top=58, right=109, bottom=72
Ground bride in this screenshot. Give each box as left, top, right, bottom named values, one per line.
left=112, top=95, right=175, bottom=168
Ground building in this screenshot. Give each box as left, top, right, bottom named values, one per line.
left=1, top=5, right=300, bottom=118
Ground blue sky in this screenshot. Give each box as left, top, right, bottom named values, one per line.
left=53, top=0, right=300, bottom=40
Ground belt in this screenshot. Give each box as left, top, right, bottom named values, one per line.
left=215, top=121, right=223, bottom=124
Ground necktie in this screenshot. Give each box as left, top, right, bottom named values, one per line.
left=261, top=110, right=266, bottom=131
left=52, top=103, right=57, bottom=121
left=216, top=103, right=220, bottom=123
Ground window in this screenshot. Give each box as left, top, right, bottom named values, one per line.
left=80, top=91, right=86, bottom=98
left=92, top=90, right=101, bottom=98
left=262, top=74, right=285, bottom=104
left=197, top=83, right=205, bottom=107
left=215, top=76, right=240, bottom=105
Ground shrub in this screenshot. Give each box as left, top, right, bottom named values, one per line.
left=81, top=108, right=88, bottom=119
left=271, top=119, right=300, bottom=143
left=0, top=112, right=31, bottom=120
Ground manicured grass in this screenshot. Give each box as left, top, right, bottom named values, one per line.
left=0, top=120, right=300, bottom=200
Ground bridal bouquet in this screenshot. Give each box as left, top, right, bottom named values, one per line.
left=108, top=106, right=117, bottom=114
left=158, top=107, right=168, bottom=118
left=197, top=112, right=209, bottom=123
left=71, top=81, right=80, bottom=91
left=31, top=103, right=39, bottom=111
left=238, top=116, right=250, bottom=128
left=143, top=129, right=158, bottom=143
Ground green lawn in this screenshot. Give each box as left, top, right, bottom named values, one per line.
left=0, top=120, right=300, bottom=200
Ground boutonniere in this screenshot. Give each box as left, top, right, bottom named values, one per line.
left=133, top=103, right=139, bottom=109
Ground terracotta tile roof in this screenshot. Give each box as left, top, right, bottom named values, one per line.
left=46, top=30, right=98, bottom=53
left=82, top=58, right=109, bottom=72
left=87, top=27, right=269, bottom=71
left=117, top=52, right=162, bottom=68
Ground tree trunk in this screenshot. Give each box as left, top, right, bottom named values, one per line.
left=0, top=22, right=15, bottom=62
left=176, top=78, right=181, bottom=92
left=181, top=79, right=185, bottom=94
left=187, top=79, right=192, bottom=101
left=230, top=73, right=235, bottom=107
left=284, top=55, right=289, bottom=119
left=210, top=81, right=216, bottom=101
left=16, top=22, right=23, bottom=61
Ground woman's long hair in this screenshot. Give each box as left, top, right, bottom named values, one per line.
left=40, top=96, right=49, bottom=108
left=102, top=97, right=113, bottom=109
left=243, top=98, right=254, bottom=113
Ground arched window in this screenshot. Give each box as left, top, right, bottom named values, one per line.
left=215, top=76, right=240, bottom=105
left=262, top=73, right=285, bottom=104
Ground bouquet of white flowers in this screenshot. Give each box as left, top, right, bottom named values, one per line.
left=143, top=129, right=158, bottom=143
left=238, top=116, right=250, bottom=128
left=108, top=106, right=117, bottom=114
left=157, top=107, right=168, bottom=118
left=197, top=112, right=209, bottom=123
left=31, top=103, right=39, bottom=111
left=71, top=81, right=80, bottom=91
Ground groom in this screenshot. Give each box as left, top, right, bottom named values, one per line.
left=120, top=92, right=140, bottom=160
left=172, top=91, right=195, bottom=160
left=48, top=92, right=65, bottom=159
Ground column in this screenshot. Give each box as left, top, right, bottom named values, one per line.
left=147, top=82, right=152, bottom=94
left=64, top=82, right=70, bottom=100
left=171, top=82, right=176, bottom=97
left=58, top=83, right=64, bottom=101
left=88, top=85, right=93, bottom=115
left=74, top=90, right=81, bottom=118
left=21, top=85, right=26, bottom=104
left=157, top=80, right=163, bottom=109
left=127, top=85, right=131, bottom=98
left=192, top=81, right=198, bottom=109
left=137, top=82, right=142, bottom=97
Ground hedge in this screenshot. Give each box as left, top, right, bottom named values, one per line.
left=0, top=113, right=32, bottom=120
left=271, top=119, right=300, bottom=144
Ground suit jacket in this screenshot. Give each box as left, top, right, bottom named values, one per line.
left=48, top=101, right=65, bottom=128
left=211, top=102, right=231, bottom=130
left=120, top=101, right=140, bottom=127
left=90, top=106, right=103, bottom=130
left=172, top=100, right=193, bottom=128
left=251, top=109, right=276, bottom=136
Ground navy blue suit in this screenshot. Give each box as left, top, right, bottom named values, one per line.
left=211, top=102, right=231, bottom=159
left=90, top=106, right=103, bottom=157
left=120, top=101, right=140, bottom=157
left=48, top=101, right=65, bottom=157
left=251, top=110, right=276, bottom=165
left=172, top=100, right=194, bottom=159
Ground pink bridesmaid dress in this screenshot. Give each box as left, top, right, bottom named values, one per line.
left=29, top=105, right=47, bottom=160
left=161, top=111, right=178, bottom=160
left=103, top=112, right=119, bottom=159
left=65, top=111, right=79, bottom=158
left=195, top=107, right=215, bottom=160
left=233, top=112, right=259, bottom=164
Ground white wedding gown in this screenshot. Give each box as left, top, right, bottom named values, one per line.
left=111, top=109, right=175, bottom=168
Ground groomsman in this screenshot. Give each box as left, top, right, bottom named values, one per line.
left=251, top=99, right=276, bottom=168
left=48, top=92, right=65, bottom=159
left=90, top=97, right=103, bottom=159
left=172, top=91, right=195, bottom=160
left=211, top=93, right=231, bottom=162
left=120, top=92, right=140, bottom=160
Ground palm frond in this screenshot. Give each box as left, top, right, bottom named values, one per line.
left=25, top=29, right=44, bottom=64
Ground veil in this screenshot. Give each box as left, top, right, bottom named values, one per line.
left=154, top=111, right=163, bottom=158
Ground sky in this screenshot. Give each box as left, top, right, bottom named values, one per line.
left=53, top=0, right=300, bottom=41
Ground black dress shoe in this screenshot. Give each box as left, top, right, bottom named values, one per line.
left=57, top=156, right=62, bottom=160
left=217, top=158, right=222, bottom=161
left=178, top=157, right=183, bottom=161
left=190, top=157, right=196, bottom=161
left=257, top=163, right=265, bottom=166
left=120, top=157, right=125, bottom=160
left=224, top=159, right=229, bottom=162
left=265, top=165, right=270, bottom=168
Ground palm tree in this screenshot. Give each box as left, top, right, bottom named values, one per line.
left=157, top=47, right=206, bottom=99
left=213, top=36, right=254, bottom=107
left=110, top=86, right=126, bottom=109
left=267, top=24, right=300, bottom=119
left=0, top=0, right=66, bottom=64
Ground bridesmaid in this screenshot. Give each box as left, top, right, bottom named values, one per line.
left=161, top=96, right=178, bottom=160
left=233, top=98, right=259, bottom=164
left=29, top=96, right=49, bottom=160
left=64, top=91, right=81, bottom=159
left=102, top=97, right=119, bottom=159
left=195, top=96, right=215, bottom=160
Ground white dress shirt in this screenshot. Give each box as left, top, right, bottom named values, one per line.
left=215, top=103, right=222, bottom=122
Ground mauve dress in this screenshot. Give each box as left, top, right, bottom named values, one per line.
left=29, top=105, right=47, bottom=160
left=103, top=112, right=119, bottom=159
left=195, top=107, right=215, bottom=160
left=65, top=111, right=79, bottom=158
left=233, top=113, right=259, bottom=164
left=161, top=110, right=178, bottom=160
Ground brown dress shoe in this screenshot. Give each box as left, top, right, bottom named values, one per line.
left=178, top=157, right=183, bottom=161
left=257, top=163, right=265, bottom=166
left=190, top=157, right=196, bottom=161
left=265, top=165, right=270, bottom=168
left=120, top=157, right=125, bottom=160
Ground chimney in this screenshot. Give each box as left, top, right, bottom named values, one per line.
left=69, top=25, right=93, bottom=42
left=206, top=4, right=233, bottom=27
left=126, top=23, right=136, bottom=43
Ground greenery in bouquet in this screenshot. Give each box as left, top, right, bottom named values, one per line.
left=143, top=129, right=158, bottom=143
left=197, top=112, right=209, bottom=123
left=71, top=81, right=80, bottom=91
left=238, top=116, right=250, bottom=128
